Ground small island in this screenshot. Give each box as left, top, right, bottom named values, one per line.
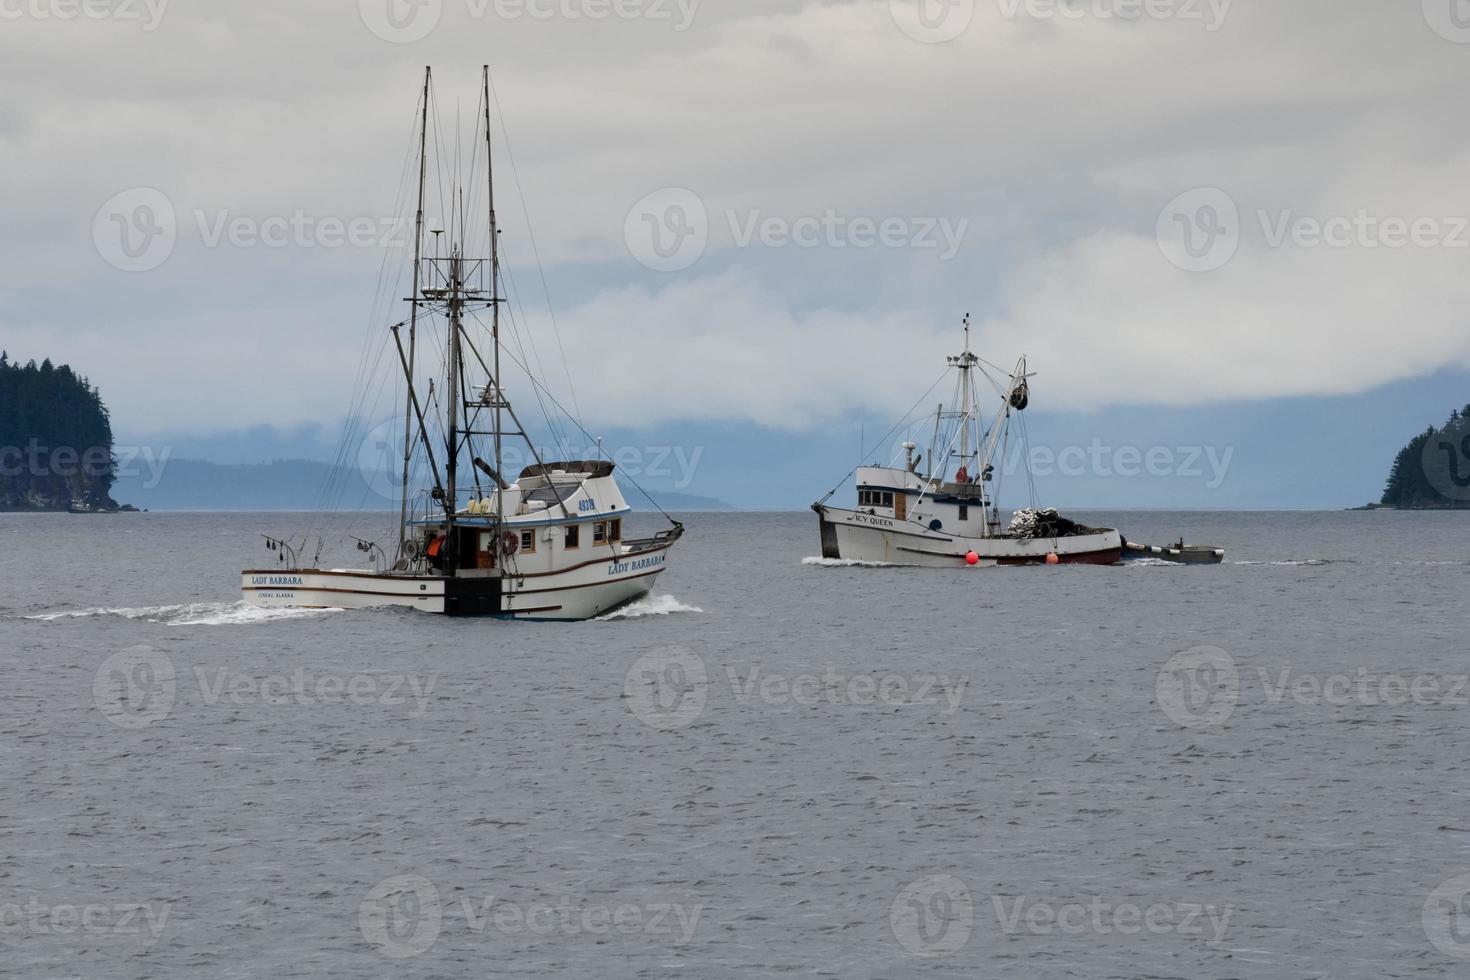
left=1375, top=403, right=1470, bottom=510
left=0, top=353, right=126, bottom=512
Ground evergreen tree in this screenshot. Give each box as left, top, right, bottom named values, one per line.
left=0, top=356, right=117, bottom=511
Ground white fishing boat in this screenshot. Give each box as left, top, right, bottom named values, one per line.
left=242, top=68, right=683, bottom=619
left=812, top=318, right=1121, bottom=567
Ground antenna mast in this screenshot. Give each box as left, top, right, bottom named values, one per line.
left=483, top=65, right=505, bottom=553
left=399, top=66, right=431, bottom=552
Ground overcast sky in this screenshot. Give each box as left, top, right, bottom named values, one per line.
left=4, top=0, right=1470, bottom=465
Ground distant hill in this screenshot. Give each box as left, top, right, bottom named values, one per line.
left=1380, top=403, right=1470, bottom=509
left=0, top=354, right=118, bottom=511
left=114, top=458, right=733, bottom=512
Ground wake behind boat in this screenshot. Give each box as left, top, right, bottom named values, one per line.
left=242, top=68, right=683, bottom=619
left=812, top=318, right=1122, bottom=567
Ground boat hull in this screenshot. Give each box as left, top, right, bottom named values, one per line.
left=815, top=506, right=1121, bottom=567
left=242, top=542, right=674, bottom=620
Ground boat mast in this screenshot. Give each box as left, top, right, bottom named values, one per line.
left=483, top=65, right=505, bottom=552
left=444, top=246, right=463, bottom=567
left=399, top=66, right=431, bottom=552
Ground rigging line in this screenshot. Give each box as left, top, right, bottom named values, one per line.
left=815, top=367, right=952, bottom=506
left=498, top=259, right=569, bottom=454
left=494, top=270, right=569, bottom=454
left=487, top=69, right=582, bottom=424
left=493, top=335, right=679, bottom=525
left=306, top=96, right=423, bottom=532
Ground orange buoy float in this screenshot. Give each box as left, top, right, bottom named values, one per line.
left=1045, top=553, right=1060, bottom=565
left=965, top=551, right=979, bottom=566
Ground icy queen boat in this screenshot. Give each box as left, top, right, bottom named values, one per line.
left=812, top=320, right=1122, bottom=567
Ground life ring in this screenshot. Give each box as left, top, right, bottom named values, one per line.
left=501, top=530, right=520, bottom=556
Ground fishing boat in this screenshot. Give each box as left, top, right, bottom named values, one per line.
left=241, top=68, right=683, bottom=619
left=811, top=318, right=1121, bottom=566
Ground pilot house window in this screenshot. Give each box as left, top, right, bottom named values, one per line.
left=858, top=490, right=895, bottom=508
left=520, top=530, right=536, bottom=553
left=564, top=524, right=580, bottom=549
left=594, top=522, right=607, bottom=544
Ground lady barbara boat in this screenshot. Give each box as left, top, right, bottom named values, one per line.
left=812, top=319, right=1121, bottom=566
left=242, top=68, right=683, bottom=618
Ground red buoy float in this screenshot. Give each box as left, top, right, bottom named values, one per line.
left=965, top=551, right=979, bottom=566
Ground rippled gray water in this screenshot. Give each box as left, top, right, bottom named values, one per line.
left=3, top=509, right=1470, bottom=978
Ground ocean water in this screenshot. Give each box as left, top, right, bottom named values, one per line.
left=3, top=508, right=1470, bottom=978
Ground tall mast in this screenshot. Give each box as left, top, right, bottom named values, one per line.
left=958, top=314, right=975, bottom=470
left=483, top=65, right=504, bottom=539
left=399, top=66, right=431, bottom=551
left=445, top=248, right=462, bottom=562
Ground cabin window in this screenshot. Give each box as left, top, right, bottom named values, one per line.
left=959, top=505, right=969, bottom=521
left=520, top=529, right=536, bottom=553
left=610, top=519, right=622, bottom=541
left=594, top=522, right=607, bottom=544
left=564, top=524, right=580, bottom=549
left=859, top=490, right=895, bottom=508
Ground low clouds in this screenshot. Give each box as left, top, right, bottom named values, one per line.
left=2, top=0, right=1469, bottom=434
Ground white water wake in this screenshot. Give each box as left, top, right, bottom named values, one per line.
left=26, top=602, right=342, bottom=626
left=801, top=556, right=894, bottom=568
left=597, top=595, right=702, bottom=620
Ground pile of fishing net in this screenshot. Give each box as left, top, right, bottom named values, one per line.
left=1007, top=508, right=1098, bottom=539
